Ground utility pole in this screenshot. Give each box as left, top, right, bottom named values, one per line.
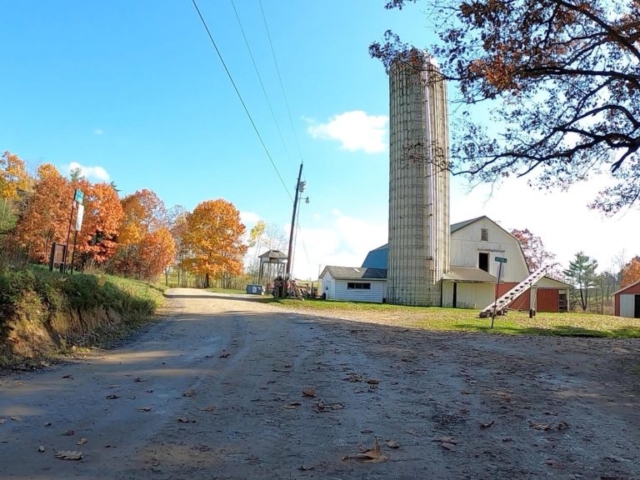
left=286, top=163, right=304, bottom=279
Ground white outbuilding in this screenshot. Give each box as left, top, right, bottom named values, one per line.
left=319, top=266, right=388, bottom=303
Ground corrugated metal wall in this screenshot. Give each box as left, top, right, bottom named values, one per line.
left=388, top=51, right=449, bottom=306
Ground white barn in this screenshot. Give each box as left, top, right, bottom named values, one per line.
left=345, top=216, right=571, bottom=311
left=319, top=266, right=388, bottom=303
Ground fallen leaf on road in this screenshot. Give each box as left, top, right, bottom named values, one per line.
left=302, top=388, right=316, bottom=398
left=55, top=450, right=83, bottom=461
left=201, top=406, right=215, bottom=412
left=38, top=446, right=45, bottom=453
left=557, top=421, right=569, bottom=431
left=183, top=389, right=195, bottom=397
left=62, top=430, right=75, bottom=436
left=284, top=364, right=292, bottom=368
left=386, top=440, right=400, bottom=449
left=146, top=389, right=154, bottom=394
left=331, top=403, right=345, bottom=410
left=76, top=438, right=87, bottom=445
left=134, top=377, right=143, bottom=383
left=107, top=385, right=119, bottom=389
left=342, top=438, right=387, bottom=463
left=480, top=420, right=495, bottom=429
left=546, top=459, right=566, bottom=469
left=298, top=465, right=315, bottom=471
left=284, top=402, right=301, bottom=409
left=219, top=350, right=231, bottom=358
left=367, top=379, right=379, bottom=385
left=361, top=429, right=373, bottom=434
left=530, top=422, right=552, bottom=431
left=10, top=416, right=21, bottom=422
left=106, top=394, right=119, bottom=400
left=44, top=422, right=52, bottom=427
left=62, top=375, right=73, bottom=379
left=441, top=442, right=456, bottom=451
left=177, top=417, right=196, bottom=423
left=137, top=407, right=152, bottom=412
left=461, top=390, right=471, bottom=395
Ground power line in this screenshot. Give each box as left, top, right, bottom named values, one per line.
left=229, top=0, right=294, bottom=167
left=190, top=0, right=293, bottom=202
left=258, top=0, right=304, bottom=161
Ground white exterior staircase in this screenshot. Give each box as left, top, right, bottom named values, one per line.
left=479, top=266, right=550, bottom=318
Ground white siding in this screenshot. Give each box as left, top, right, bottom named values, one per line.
left=442, top=281, right=454, bottom=307
left=455, top=283, right=494, bottom=309
left=320, top=272, right=336, bottom=300
left=450, top=218, right=529, bottom=283
left=620, top=294, right=636, bottom=318
left=334, top=280, right=386, bottom=303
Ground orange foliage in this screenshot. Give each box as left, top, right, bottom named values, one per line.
left=73, top=182, right=124, bottom=267
left=180, top=199, right=247, bottom=280
left=118, top=189, right=167, bottom=245
left=138, top=227, right=176, bottom=279
left=112, top=189, right=174, bottom=280
left=13, top=164, right=73, bottom=263
left=0, top=151, right=29, bottom=200
left=621, top=257, right=640, bottom=288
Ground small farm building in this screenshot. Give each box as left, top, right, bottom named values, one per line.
left=613, top=280, right=640, bottom=318
left=319, top=266, right=387, bottom=303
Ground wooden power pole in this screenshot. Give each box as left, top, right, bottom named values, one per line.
left=285, top=163, right=304, bottom=278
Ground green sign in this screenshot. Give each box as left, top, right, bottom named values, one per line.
left=74, top=189, right=84, bottom=203
left=495, top=256, right=508, bottom=263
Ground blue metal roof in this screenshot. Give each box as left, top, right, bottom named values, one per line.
left=361, top=244, right=388, bottom=269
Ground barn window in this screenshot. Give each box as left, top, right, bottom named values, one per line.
left=347, top=282, right=371, bottom=290
left=479, top=252, right=489, bottom=272
left=481, top=228, right=489, bottom=241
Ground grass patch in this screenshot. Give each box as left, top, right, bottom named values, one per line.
left=266, top=298, right=640, bottom=339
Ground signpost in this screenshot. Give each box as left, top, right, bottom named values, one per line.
left=70, top=204, right=85, bottom=273
left=491, top=257, right=508, bottom=328
left=63, top=189, right=83, bottom=273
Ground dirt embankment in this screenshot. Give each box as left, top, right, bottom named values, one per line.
left=0, top=270, right=162, bottom=367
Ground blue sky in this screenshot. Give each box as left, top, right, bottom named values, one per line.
left=2, top=1, right=637, bottom=279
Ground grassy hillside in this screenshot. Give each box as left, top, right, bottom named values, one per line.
left=0, top=268, right=166, bottom=366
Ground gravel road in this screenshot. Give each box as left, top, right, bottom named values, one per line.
left=1, top=288, right=639, bottom=479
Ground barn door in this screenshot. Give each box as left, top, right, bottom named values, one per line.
left=635, top=295, right=640, bottom=319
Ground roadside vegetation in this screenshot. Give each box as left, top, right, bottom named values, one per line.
left=267, top=298, right=640, bottom=339
left=0, top=267, right=166, bottom=366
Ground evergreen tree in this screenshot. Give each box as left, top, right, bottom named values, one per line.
left=563, top=252, right=598, bottom=312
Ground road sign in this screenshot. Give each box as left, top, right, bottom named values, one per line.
left=74, top=189, right=84, bottom=203
left=495, top=256, right=508, bottom=263
left=75, top=204, right=85, bottom=231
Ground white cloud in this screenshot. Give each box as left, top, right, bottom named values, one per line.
left=64, top=162, right=110, bottom=181
left=290, top=210, right=387, bottom=280
left=240, top=211, right=261, bottom=225
left=94, top=128, right=104, bottom=135
left=307, top=110, right=388, bottom=154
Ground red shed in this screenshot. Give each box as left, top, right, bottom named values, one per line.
left=614, top=279, right=640, bottom=318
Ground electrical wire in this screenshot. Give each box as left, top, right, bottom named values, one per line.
left=190, top=0, right=293, bottom=202
left=258, top=0, right=304, bottom=160
left=229, top=0, right=294, bottom=167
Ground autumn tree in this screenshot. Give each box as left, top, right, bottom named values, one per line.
left=371, top=0, right=640, bottom=214
left=166, top=205, right=189, bottom=286
left=13, top=164, right=73, bottom=263
left=563, top=252, right=599, bottom=311
left=0, top=151, right=31, bottom=232
left=621, top=256, right=640, bottom=288
left=510, top=228, right=557, bottom=272
left=73, top=182, right=124, bottom=269
left=180, top=199, right=247, bottom=288
left=138, top=227, right=176, bottom=280
left=112, top=189, right=170, bottom=278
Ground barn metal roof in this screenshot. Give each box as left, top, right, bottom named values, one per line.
left=321, top=266, right=388, bottom=281
left=613, top=278, right=640, bottom=296
left=442, top=266, right=497, bottom=283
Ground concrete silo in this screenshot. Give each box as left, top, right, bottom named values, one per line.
left=387, top=50, right=450, bottom=306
